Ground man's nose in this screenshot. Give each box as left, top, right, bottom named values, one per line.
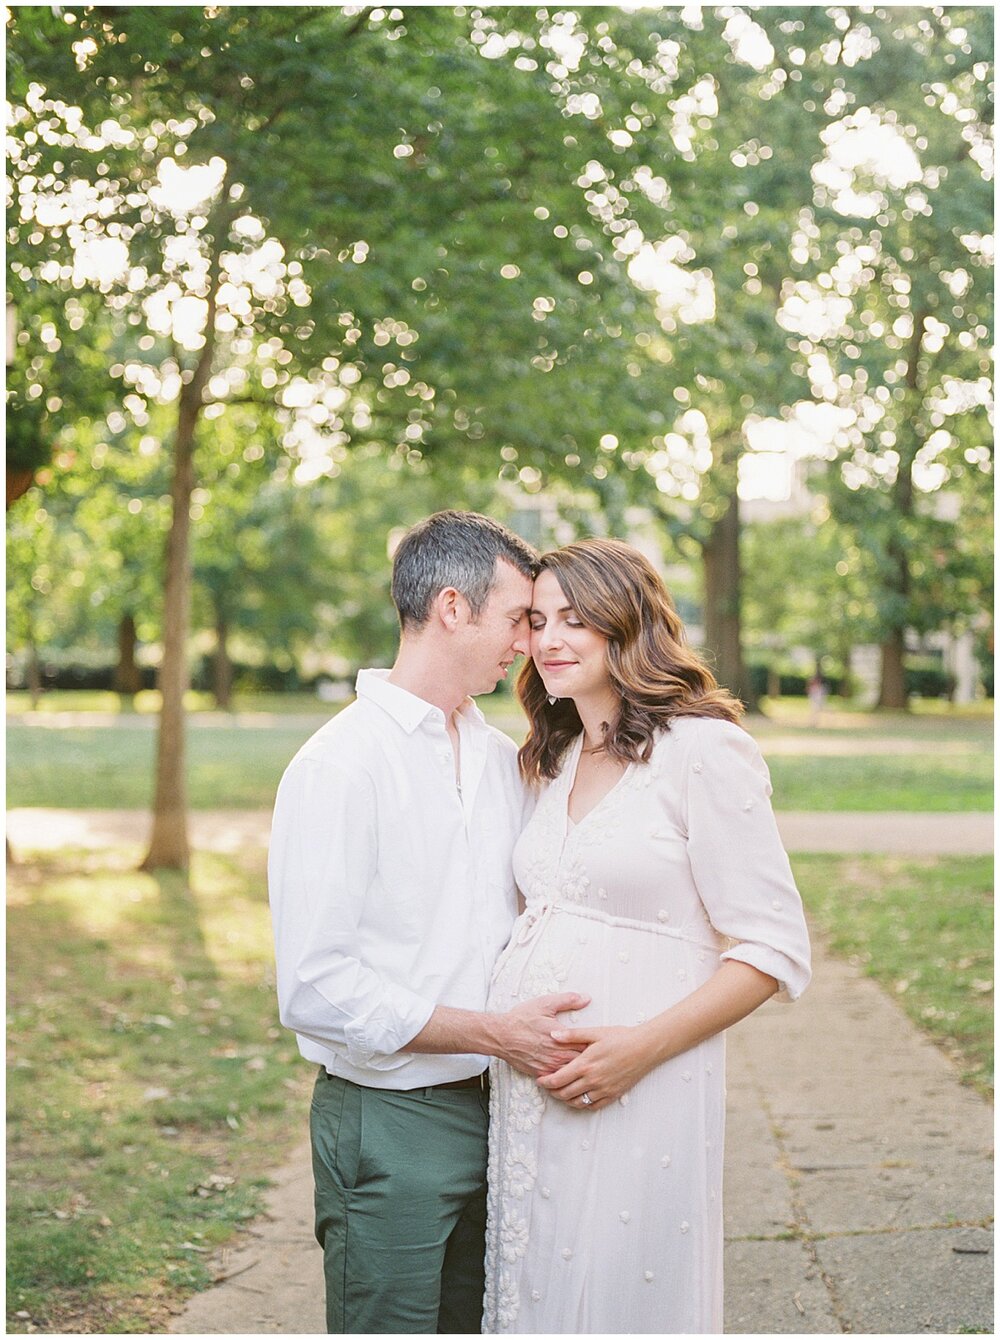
left=511, top=627, right=530, bottom=656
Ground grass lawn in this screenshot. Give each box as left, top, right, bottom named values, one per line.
left=4, top=690, right=338, bottom=716
left=794, top=853, right=994, bottom=1097
left=6, top=845, right=313, bottom=1335
left=765, top=752, right=993, bottom=811
left=6, top=846, right=992, bottom=1331
left=7, top=701, right=992, bottom=811
left=6, top=723, right=320, bottom=810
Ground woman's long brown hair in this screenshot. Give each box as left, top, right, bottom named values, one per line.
left=517, top=538, right=743, bottom=782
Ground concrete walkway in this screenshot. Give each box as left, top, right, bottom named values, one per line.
left=7, top=809, right=993, bottom=1333
left=164, top=935, right=994, bottom=1336
left=6, top=806, right=994, bottom=857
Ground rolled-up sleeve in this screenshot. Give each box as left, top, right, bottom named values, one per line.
left=683, top=719, right=811, bottom=1002
left=267, top=753, right=435, bottom=1068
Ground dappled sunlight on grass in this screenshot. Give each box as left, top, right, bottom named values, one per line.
left=6, top=846, right=311, bottom=1333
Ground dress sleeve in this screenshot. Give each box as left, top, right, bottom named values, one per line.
left=682, top=719, right=812, bottom=1002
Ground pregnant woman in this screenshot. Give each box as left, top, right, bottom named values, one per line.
left=483, top=539, right=812, bottom=1334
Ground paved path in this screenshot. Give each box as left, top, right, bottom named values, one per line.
left=165, top=931, right=993, bottom=1336
left=6, top=806, right=994, bottom=857
left=7, top=808, right=993, bottom=1333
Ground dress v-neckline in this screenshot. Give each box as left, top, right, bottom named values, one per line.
left=563, top=732, right=632, bottom=833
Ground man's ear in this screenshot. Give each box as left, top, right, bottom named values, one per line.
left=431, top=586, right=466, bottom=631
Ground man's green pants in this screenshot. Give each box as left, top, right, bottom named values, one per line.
left=311, top=1070, right=490, bottom=1334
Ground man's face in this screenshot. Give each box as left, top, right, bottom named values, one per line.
left=462, top=559, right=533, bottom=697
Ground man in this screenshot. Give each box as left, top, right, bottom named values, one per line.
left=269, top=511, right=587, bottom=1334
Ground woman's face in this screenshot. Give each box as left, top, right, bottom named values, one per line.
left=528, top=569, right=612, bottom=703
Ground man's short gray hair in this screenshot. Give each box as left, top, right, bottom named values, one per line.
left=391, top=510, right=538, bottom=629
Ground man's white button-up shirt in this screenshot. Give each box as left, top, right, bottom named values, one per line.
left=268, top=668, right=528, bottom=1088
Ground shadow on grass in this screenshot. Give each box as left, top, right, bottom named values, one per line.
left=6, top=848, right=309, bottom=1334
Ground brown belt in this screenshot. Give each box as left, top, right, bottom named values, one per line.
left=324, top=1069, right=489, bottom=1094
left=433, top=1072, right=489, bottom=1092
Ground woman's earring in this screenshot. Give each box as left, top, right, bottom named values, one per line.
left=547, top=694, right=558, bottom=706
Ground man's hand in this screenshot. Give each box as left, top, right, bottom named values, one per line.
left=491, top=993, right=590, bottom=1077
left=403, top=993, right=588, bottom=1069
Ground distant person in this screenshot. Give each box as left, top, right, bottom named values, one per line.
left=268, top=511, right=588, bottom=1334
left=483, top=539, right=812, bottom=1334
left=807, top=671, right=828, bottom=725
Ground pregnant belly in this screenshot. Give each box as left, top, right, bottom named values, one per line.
left=489, top=902, right=720, bottom=1024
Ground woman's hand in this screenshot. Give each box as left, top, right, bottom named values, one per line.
left=536, top=1024, right=659, bottom=1110
left=538, top=963, right=779, bottom=1111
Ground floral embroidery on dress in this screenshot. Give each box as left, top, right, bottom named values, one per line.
left=499, top=1207, right=530, bottom=1263
left=504, top=1144, right=538, bottom=1199
left=494, top=1268, right=521, bottom=1330
left=558, top=856, right=591, bottom=903
left=519, top=946, right=570, bottom=1000
left=508, top=1070, right=547, bottom=1132
left=572, top=804, right=623, bottom=850
left=518, top=847, right=556, bottom=901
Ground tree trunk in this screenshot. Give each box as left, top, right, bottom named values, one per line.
left=877, top=629, right=908, bottom=709
left=7, top=468, right=35, bottom=508
left=114, top=612, right=143, bottom=701
left=27, top=640, right=41, bottom=710
left=141, top=395, right=197, bottom=871
left=701, top=483, right=756, bottom=710
left=875, top=310, right=927, bottom=713
left=834, top=632, right=854, bottom=697
left=141, top=216, right=227, bottom=871
left=213, top=610, right=233, bottom=711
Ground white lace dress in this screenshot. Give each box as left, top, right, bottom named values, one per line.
left=483, top=718, right=812, bottom=1335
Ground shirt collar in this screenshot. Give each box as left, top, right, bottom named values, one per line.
left=355, top=668, right=487, bottom=735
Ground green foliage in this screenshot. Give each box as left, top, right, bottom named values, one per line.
left=795, top=853, right=994, bottom=1095
left=5, top=6, right=993, bottom=697
left=782, top=8, right=994, bottom=645
left=742, top=511, right=879, bottom=668
left=4, top=388, right=50, bottom=474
